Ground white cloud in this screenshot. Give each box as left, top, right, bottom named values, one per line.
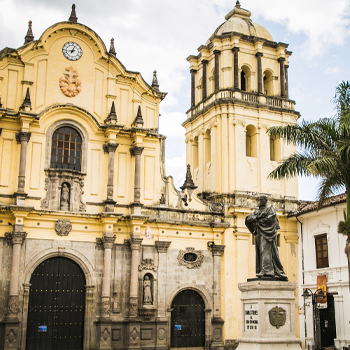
left=159, top=112, right=186, bottom=139
left=165, top=152, right=187, bottom=190
left=324, top=67, right=340, bottom=75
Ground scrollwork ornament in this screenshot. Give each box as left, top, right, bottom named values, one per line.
left=8, top=296, right=18, bottom=314
left=268, top=306, right=286, bottom=329
left=5, top=231, right=27, bottom=246
left=59, top=66, right=81, bottom=97
left=138, top=258, right=157, bottom=271
left=55, top=219, right=72, bottom=236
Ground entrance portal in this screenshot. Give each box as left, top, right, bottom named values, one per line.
left=320, top=294, right=337, bottom=348
left=26, top=257, right=85, bottom=350
left=171, top=290, right=205, bottom=349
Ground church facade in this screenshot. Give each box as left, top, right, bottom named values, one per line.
left=0, top=3, right=299, bottom=350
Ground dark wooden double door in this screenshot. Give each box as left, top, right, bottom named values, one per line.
left=320, top=294, right=337, bottom=348
left=171, top=290, right=205, bottom=348
left=26, top=257, right=85, bottom=350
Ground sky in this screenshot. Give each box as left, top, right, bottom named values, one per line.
left=1, top=0, right=350, bottom=201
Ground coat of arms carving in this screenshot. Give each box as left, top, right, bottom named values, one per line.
left=59, top=66, right=82, bottom=97
left=55, top=219, right=72, bottom=236
left=268, top=306, right=286, bottom=329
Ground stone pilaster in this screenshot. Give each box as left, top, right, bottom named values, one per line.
left=214, top=50, right=221, bottom=91
left=211, top=245, right=225, bottom=318
left=14, top=131, right=31, bottom=205
left=202, top=59, right=208, bottom=100
left=155, top=241, right=171, bottom=319
left=190, top=69, right=197, bottom=107
left=256, top=52, right=263, bottom=94
left=232, top=47, right=240, bottom=89
left=129, top=146, right=144, bottom=209
left=103, top=143, right=119, bottom=212
left=2, top=230, right=26, bottom=350
left=278, top=57, right=286, bottom=97
left=129, top=235, right=143, bottom=317
left=100, top=235, right=116, bottom=318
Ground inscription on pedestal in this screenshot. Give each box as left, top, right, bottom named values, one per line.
left=244, top=303, right=258, bottom=331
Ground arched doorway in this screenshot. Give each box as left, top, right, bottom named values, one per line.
left=26, top=257, right=85, bottom=350
left=171, top=290, right=205, bottom=348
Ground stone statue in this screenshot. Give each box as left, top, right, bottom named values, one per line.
left=245, top=195, right=287, bottom=280
left=143, top=276, right=152, bottom=304
left=60, top=183, right=70, bottom=211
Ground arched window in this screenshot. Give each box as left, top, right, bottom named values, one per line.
left=50, top=126, right=82, bottom=171
left=263, top=70, right=273, bottom=96
left=246, top=125, right=257, bottom=157
left=241, top=70, right=246, bottom=91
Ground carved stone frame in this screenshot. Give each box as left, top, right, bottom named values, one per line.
left=177, top=247, right=204, bottom=269
left=41, top=120, right=88, bottom=211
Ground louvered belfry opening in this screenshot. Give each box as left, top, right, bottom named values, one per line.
left=26, top=257, right=86, bottom=350
left=171, top=290, right=205, bottom=348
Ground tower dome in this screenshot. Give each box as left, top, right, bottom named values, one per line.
left=207, top=1, right=273, bottom=44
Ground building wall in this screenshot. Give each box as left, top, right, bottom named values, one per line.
left=297, top=203, right=350, bottom=348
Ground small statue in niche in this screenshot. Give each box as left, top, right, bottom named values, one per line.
left=60, top=183, right=70, bottom=211
left=143, top=275, right=152, bottom=304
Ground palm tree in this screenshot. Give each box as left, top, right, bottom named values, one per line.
left=267, top=80, right=350, bottom=287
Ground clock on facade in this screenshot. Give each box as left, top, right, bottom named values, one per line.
left=62, top=42, right=83, bottom=61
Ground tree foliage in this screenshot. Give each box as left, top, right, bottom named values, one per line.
left=267, top=81, right=350, bottom=215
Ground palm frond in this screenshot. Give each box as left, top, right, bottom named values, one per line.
left=316, top=174, right=345, bottom=209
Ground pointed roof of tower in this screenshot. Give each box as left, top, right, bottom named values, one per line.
left=24, top=21, right=34, bottom=44
left=69, top=4, right=78, bottom=23
left=109, top=38, right=116, bottom=56
left=104, top=101, right=118, bottom=124
left=152, top=70, right=159, bottom=91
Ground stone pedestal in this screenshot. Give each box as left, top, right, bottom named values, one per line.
left=236, top=280, right=301, bottom=350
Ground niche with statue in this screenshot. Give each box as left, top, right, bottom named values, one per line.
left=138, top=271, right=157, bottom=320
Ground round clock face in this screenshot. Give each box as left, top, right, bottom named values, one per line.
left=62, top=42, right=83, bottom=61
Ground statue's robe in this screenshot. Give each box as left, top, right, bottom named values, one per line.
left=245, top=205, right=287, bottom=279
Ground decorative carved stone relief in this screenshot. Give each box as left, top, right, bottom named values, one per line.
left=177, top=247, right=204, bottom=269
left=41, top=169, right=86, bottom=212
left=130, top=327, right=139, bottom=342
left=209, top=202, right=224, bottom=213
left=268, top=306, right=286, bottom=329
left=59, top=66, right=81, bottom=97
left=138, top=258, right=157, bottom=272
left=8, top=296, right=18, bottom=314
left=55, top=219, right=72, bottom=236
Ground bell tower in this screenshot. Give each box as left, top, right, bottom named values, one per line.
left=183, top=1, right=299, bottom=201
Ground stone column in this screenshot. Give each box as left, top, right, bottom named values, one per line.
left=278, top=57, right=286, bottom=97
left=198, top=130, right=204, bottom=191
left=155, top=241, right=171, bottom=348
left=285, top=65, right=289, bottom=98
left=100, top=235, right=116, bottom=318
left=190, top=69, right=197, bottom=107
left=232, top=47, right=240, bottom=89
left=202, top=59, right=208, bottom=100
left=130, top=146, right=144, bottom=205
left=256, top=52, right=263, bottom=94
left=15, top=132, right=31, bottom=203
left=129, top=235, right=143, bottom=317
left=211, top=123, right=217, bottom=192
left=214, top=50, right=220, bottom=91
left=103, top=143, right=119, bottom=212
left=211, top=244, right=225, bottom=350
left=221, top=110, right=228, bottom=193
left=211, top=245, right=225, bottom=317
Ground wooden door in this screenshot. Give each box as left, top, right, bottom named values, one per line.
left=171, top=290, right=205, bottom=349
left=26, top=257, right=85, bottom=350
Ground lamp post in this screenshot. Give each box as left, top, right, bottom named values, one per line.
left=302, top=288, right=325, bottom=350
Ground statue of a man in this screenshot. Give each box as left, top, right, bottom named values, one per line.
left=143, top=276, right=152, bottom=304
left=245, top=195, right=287, bottom=280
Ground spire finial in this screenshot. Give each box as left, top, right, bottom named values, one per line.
left=20, top=88, right=32, bottom=110
left=109, top=38, right=116, bottom=56
left=105, top=101, right=118, bottom=124
left=152, top=70, right=159, bottom=91
left=180, top=164, right=198, bottom=191
left=134, top=105, right=144, bottom=127
left=235, top=0, right=241, bottom=8
left=24, top=20, right=34, bottom=45
left=69, top=4, right=78, bottom=23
